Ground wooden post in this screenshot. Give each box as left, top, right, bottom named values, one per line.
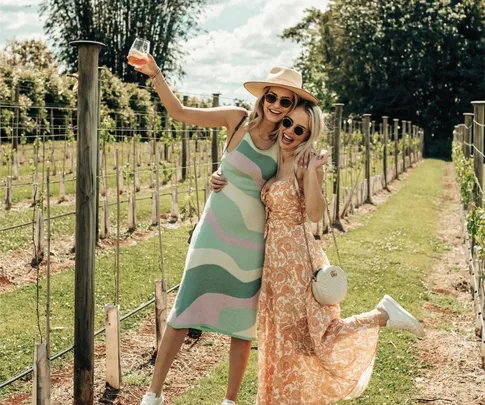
left=363, top=114, right=372, bottom=204
left=4, top=176, right=12, bottom=210
left=413, top=125, right=417, bottom=164
left=193, top=156, right=201, bottom=220
left=32, top=343, right=50, bottom=405
left=155, top=280, right=168, bottom=349
left=151, top=187, right=159, bottom=226
left=464, top=113, right=474, bottom=159
left=170, top=185, right=179, bottom=221
left=128, top=192, right=136, bottom=232
left=46, top=168, right=52, bottom=358
left=407, top=121, right=412, bottom=167
left=401, top=120, right=406, bottom=172
left=13, top=152, right=19, bottom=180
left=96, top=67, right=102, bottom=243
left=382, top=116, right=389, bottom=190
left=182, top=95, right=189, bottom=181
left=34, top=208, right=45, bottom=264
left=211, top=93, right=221, bottom=173
left=408, top=121, right=413, bottom=165
left=105, top=304, right=121, bottom=389
left=419, top=124, right=422, bottom=159
left=100, top=198, right=109, bottom=239
left=393, top=119, right=399, bottom=179
left=332, top=103, right=344, bottom=229
left=13, top=84, right=19, bottom=150
left=473, top=101, right=485, bottom=208
left=70, top=39, right=104, bottom=405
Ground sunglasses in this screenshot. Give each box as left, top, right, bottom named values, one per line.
left=282, top=116, right=307, bottom=136
left=264, top=93, right=293, bottom=108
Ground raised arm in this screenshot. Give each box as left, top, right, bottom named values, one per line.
left=133, top=54, right=247, bottom=131
left=302, top=150, right=329, bottom=223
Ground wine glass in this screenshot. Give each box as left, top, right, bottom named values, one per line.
left=128, top=38, right=150, bottom=68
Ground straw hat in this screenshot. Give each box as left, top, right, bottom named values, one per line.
left=244, top=66, right=318, bottom=105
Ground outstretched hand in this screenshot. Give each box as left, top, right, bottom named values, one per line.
left=129, top=54, right=159, bottom=77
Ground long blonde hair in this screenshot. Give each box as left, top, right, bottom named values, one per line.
left=276, top=101, right=326, bottom=185
left=293, top=101, right=326, bottom=167
left=247, top=87, right=300, bottom=141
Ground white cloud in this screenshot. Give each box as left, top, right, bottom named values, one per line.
left=0, top=2, right=46, bottom=47
left=0, top=0, right=41, bottom=6
left=179, top=0, right=328, bottom=103
left=0, top=0, right=328, bottom=105
left=0, top=11, right=43, bottom=31
left=200, top=0, right=248, bottom=24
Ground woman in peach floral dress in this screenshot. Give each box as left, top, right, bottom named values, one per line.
left=213, top=100, right=424, bottom=404
left=256, top=101, right=425, bottom=404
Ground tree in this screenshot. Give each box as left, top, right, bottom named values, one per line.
left=40, top=0, right=209, bottom=83
left=0, top=39, right=58, bottom=70
left=282, top=0, right=485, bottom=157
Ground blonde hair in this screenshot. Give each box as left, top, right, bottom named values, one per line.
left=275, top=101, right=326, bottom=186
left=247, top=87, right=300, bottom=141
left=293, top=101, right=326, bottom=167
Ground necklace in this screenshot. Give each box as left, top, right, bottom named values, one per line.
left=257, top=125, right=271, bottom=142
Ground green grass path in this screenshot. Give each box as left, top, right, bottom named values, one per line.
left=176, top=159, right=445, bottom=405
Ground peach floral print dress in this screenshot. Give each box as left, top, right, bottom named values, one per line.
left=258, top=180, right=381, bottom=405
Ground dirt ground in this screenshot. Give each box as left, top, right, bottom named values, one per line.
left=413, top=163, right=485, bottom=405
left=3, top=162, right=485, bottom=404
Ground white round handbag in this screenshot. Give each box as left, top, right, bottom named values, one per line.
left=311, top=265, right=347, bottom=306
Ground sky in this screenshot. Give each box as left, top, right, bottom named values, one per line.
left=0, top=0, right=329, bottom=103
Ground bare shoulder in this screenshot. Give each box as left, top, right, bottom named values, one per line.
left=226, top=108, right=249, bottom=130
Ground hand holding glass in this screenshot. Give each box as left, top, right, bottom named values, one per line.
left=128, top=38, right=150, bottom=68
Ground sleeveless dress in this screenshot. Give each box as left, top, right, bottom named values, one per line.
left=167, top=131, right=279, bottom=340
left=258, top=180, right=381, bottom=404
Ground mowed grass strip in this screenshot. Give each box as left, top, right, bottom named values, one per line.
left=176, top=159, right=445, bottom=405
left=0, top=224, right=190, bottom=396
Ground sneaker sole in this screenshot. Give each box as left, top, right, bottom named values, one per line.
left=385, top=295, right=425, bottom=337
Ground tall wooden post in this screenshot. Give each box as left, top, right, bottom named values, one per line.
left=464, top=113, right=474, bottom=159
left=96, top=67, right=102, bottom=243
left=402, top=120, right=407, bottom=172
left=408, top=121, right=413, bottom=166
left=13, top=84, right=19, bottom=150
left=382, top=116, right=389, bottom=189
left=418, top=126, right=423, bottom=161
left=363, top=114, right=372, bottom=204
left=211, top=93, right=221, bottom=173
left=472, top=101, right=485, bottom=208
left=70, top=40, right=105, bottom=405
left=393, top=119, right=399, bottom=179
left=332, top=103, right=343, bottom=228
left=181, top=95, right=189, bottom=181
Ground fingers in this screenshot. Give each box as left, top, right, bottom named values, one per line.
left=211, top=171, right=227, bottom=182
left=299, top=148, right=316, bottom=168
left=211, top=178, right=227, bottom=187
left=210, top=170, right=227, bottom=193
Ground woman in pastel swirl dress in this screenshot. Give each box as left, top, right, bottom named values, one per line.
left=132, top=55, right=318, bottom=405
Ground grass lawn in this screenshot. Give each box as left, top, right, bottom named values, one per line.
left=0, top=224, right=190, bottom=397
left=176, top=159, right=445, bottom=405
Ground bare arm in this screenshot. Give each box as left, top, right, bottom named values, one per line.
left=133, top=54, right=247, bottom=130
left=302, top=150, right=329, bottom=222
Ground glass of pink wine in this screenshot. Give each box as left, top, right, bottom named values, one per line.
left=128, top=38, right=150, bottom=68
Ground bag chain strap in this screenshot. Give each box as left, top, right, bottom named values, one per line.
left=294, top=167, right=342, bottom=284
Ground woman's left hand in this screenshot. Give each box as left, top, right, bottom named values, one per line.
left=298, top=147, right=316, bottom=168
left=308, top=149, right=329, bottom=170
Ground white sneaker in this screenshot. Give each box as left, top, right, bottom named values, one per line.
left=221, top=400, right=236, bottom=405
left=377, top=295, right=425, bottom=338
left=140, top=392, right=164, bottom=405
